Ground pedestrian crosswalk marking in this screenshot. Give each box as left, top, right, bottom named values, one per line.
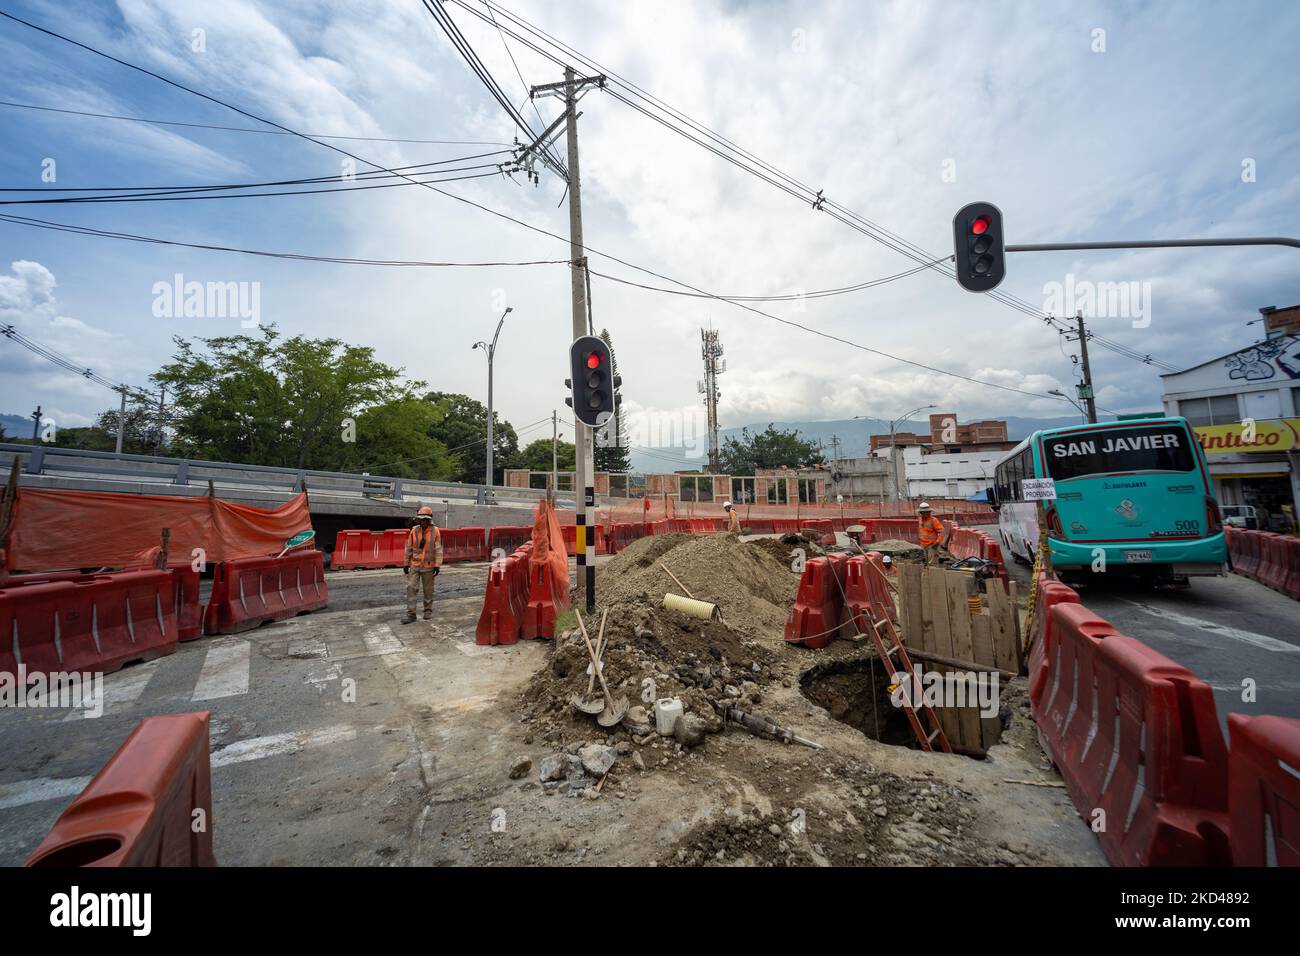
left=191, top=638, right=251, bottom=701
left=63, top=660, right=160, bottom=721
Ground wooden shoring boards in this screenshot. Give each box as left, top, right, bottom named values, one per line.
left=894, top=566, right=1019, bottom=754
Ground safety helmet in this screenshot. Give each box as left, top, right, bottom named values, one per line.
left=918, top=502, right=932, bottom=512
left=416, top=506, right=434, bottom=519
left=723, top=500, right=733, bottom=509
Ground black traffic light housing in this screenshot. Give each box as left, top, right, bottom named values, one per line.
left=567, top=335, right=620, bottom=428
left=953, top=201, right=1005, bottom=292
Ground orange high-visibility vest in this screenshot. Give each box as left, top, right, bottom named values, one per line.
left=727, top=510, right=741, bottom=532
left=406, top=524, right=443, bottom=570
left=918, top=515, right=945, bottom=548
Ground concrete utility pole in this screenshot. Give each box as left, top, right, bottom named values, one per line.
left=699, top=328, right=725, bottom=473
left=527, top=66, right=605, bottom=609
left=551, top=409, right=558, bottom=496
left=474, top=306, right=511, bottom=493
left=30, top=405, right=41, bottom=441
left=114, top=387, right=126, bottom=454
left=1074, top=312, right=1099, bottom=424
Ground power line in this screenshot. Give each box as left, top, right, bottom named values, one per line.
left=0, top=98, right=515, bottom=145
left=0, top=166, right=508, bottom=205
left=470, top=0, right=1181, bottom=378
left=0, top=212, right=569, bottom=267
left=0, top=9, right=1072, bottom=406
left=0, top=150, right=513, bottom=193
left=1, top=323, right=157, bottom=402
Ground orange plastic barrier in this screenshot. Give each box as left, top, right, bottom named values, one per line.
left=522, top=556, right=569, bottom=639
left=783, top=554, right=846, bottom=649
left=1026, top=577, right=1081, bottom=706
left=202, top=551, right=328, bottom=635
left=25, top=711, right=216, bottom=867
left=747, top=518, right=776, bottom=534
left=376, top=528, right=407, bottom=568
left=443, top=527, right=488, bottom=563
left=840, top=553, right=895, bottom=633
left=171, top=565, right=202, bottom=641
left=0, top=569, right=179, bottom=677
left=607, top=522, right=649, bottom=553
left=488, top=525, right=532, bottom=557
left=867, top=518, right=921, bottom=544
left=1228, top=714, right=1300, bottom=866
left=332, top=530, right=378, bottom=570
left=771, top=519, right=798, bottom=534
left=1036, top=612, right=1230, bottom=866
left=476, top=547, right=532, bottom=645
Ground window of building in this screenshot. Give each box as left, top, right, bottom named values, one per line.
left=528, top=473, right=549, bottom=491
left=557, top=473, right=573, bottom=492
left=609, top=474, right=627, bottom=497
left=798, top=478, right=817, bottom=504
left=678, top=475, right=714, bottom=502
left=1180, top=394, right=1239, bottom=427
left=731, top=477, right=756, bottom=504
left=767, top=479, right=788, bottom=505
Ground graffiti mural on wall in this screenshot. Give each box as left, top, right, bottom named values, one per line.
left=1225, top=334, right=1300, bottom=381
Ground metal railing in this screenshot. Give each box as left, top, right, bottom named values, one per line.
left=0, top=443, right=552, bottom=508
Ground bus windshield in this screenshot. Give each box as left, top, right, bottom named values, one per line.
left=1043, top=424, right=1196, bottom=481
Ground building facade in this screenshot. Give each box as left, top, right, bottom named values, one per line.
left=1159, top=310, right=1300, bottom=532
left=502, top=467, right=829, bottom=506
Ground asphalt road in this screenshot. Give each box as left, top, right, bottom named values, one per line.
left=979, top=526, right=1300, bottom=729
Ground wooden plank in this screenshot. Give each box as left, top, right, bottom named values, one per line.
left=900, top=563, right=924, bottom=647
left=970, top=612, right=996, bottom=673
left=1009, top=579, right=1025, bottom=673
left=929, top=662, right=962, bottom=750
left=945, top=573, right=975, bottom=664
left=970, top=616, right=1001, bottom=747
left=984, top=579, right=1019, bottom=673
left=977, top=665, right=998, bottom=749
left=925, top=568, right=952, bottom=656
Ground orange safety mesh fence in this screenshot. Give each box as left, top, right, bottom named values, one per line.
left=531, top=498, right=570, bottom=599
left=2, top=487, right=313, bottom=573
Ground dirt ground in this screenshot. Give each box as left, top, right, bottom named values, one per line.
left=328, top=535, right=1105, bottom=867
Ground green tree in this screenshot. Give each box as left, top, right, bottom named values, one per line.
left=152, top=325, right=453, bottom=477
left=343, top=397, right=454, bottom=479
left=521, top=436, right=574, bottom=472
left=424, top=391, right=521, bottom=484
left=719, top=423, right=823, bottom=474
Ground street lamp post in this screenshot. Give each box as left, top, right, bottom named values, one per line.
left=1049, top=389, right=1088, bottom=424
left=473, top=306, right=512, bottom=494
left=856, top=404, right=936, bottom=504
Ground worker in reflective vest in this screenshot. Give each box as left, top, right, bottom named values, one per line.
left=402, top=506, right=443, bottom=623
left=723, top=500, right=741, bottom=533
left=917, top=502, right=945, bottom=565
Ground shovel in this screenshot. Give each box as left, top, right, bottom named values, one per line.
left=570, top=608, right=608, bottom=716
left=576, top=609, right=628, bottom=728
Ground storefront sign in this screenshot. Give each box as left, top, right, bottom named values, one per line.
left=1194, top=418, right=1300, bottom=454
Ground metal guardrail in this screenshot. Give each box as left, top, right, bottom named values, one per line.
left=0, top=443, right=552, bottom=507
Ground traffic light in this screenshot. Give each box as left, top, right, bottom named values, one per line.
left=566, top=335, right=620, bottom=428
left=953, top=201, right=1005, bottom=292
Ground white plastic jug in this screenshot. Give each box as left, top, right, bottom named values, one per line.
left=654, top=697, right=683, bottom=736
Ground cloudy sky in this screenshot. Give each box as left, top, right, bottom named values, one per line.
left=1, top=0, right=1296, bottom=455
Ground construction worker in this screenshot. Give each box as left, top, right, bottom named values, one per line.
left=723, top=500, right=742, bottom=534
left=402, top=506, right=443, bottom=623
left=917, top=502, right=945, bottom=566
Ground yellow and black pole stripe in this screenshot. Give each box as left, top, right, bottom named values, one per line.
left=578, top=485, right=595, bottom=611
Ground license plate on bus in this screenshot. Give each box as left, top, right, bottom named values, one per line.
left=1124, top=550, right=1153, bottom=563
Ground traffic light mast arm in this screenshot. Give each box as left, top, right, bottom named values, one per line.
left=1004, top=236, right=1300, bottom=252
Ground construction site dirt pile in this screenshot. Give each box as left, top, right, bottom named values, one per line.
left=596, top=533, right=799, bottom=635
left=518, top=599, right=782, bottom=746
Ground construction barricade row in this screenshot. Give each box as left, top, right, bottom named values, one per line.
left=1033, top=600, right=1231, bottom=866
left=488, top=525, right=532, bottom=558
left=839, top=552, right=896, bottom=634
left=0, top=568, right=181, bottom=678
left=477, top=541, right=554, bottom=645
left=1226, top=527, right=1300, bottom=599
left=25, top=711, right=216, bottom=867
left=203, top=551, right=328, bottom=635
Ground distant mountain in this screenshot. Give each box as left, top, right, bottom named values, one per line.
left=626, top=413, right=1114, bottom=472
left=0, top=413, right=32, bottom=440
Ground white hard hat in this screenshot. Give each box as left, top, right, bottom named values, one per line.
left=723, top=500, right=733, bottom=509
left=918, top=501, right=932, bottom=511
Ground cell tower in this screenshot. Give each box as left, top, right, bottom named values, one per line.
left=698, top=328, right=726, bottom=473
